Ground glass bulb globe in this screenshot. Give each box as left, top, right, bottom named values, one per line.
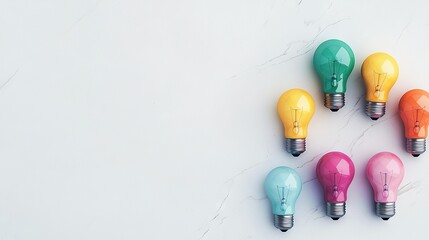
left=316, top=152, right=355, bottom=220
left=277, top=89, right=315, bottom=157
left=264, top=166, right=302, bottom=232
left=399, top=89, right=429, bottom=157
left=361, top=52, right=399, bottom=120
left=313, top=39, right=355, bottom=112
left=366, top=152, right=404, bottom=220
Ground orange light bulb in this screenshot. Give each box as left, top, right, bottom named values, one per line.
left=399, top=89, right=429, bottom=157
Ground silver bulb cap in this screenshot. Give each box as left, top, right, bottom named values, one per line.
left=326, top=202, right=346, bottom=220
left=406, top=138, right=426, bottom=157
left=365, top=101, right=386, bottom=120
left=273, top=214, right=294, bottom=232
left=375, top=202, right=395, bottom=220
left=285, top=138, right=306, bottom=157
left=324, top=94, right=345, bottom=112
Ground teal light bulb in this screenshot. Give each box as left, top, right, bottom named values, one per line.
left=264, top=166, right=302, bottom=232
left=313, top=39, right=355, bottom=112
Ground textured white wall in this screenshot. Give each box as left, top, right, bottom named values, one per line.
left=0, top=0, right=428, bottom=239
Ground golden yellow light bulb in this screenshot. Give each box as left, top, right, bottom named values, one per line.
left=361, top=52, right=399, bottom=120
left=277, top=89, right=315, bottom=157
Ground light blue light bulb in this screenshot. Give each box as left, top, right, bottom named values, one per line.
left=264, top=166, right=302, bottom=232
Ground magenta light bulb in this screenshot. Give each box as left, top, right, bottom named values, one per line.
left=316, top=152, right=355, bottom=220
left=366, top=152, right=405, bottom=220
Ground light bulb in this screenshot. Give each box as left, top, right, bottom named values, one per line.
left=277, top=89, right=315, bottom=157
left=264, top=166, right=302, bottom=232
left=313, top=39, right=355, bottom=112
left=316, top=151, right=355, bottom=220
left=399, top=89, right=429, bottom=157
left=361, top=52, right=399, bottom=120
left=366, top=152, right=404, bottom=220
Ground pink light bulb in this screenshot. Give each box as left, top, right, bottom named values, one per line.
left=316, top=152, right=355, bottom=220
left=366, top=152, right=405, bottom=220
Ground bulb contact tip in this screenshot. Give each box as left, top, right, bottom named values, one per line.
left=326, top=202, right=346, bottom=220
left=273, top=215, right=294, bottom=232
left=365, top=101, right=386, bottom=120
left=406, top=138, right=426, bottom=157
left=324, top=94, right=345, bottom=112
left=375, top=202, right=395, bottom=220
left=285, top=138, right=306, bottom=157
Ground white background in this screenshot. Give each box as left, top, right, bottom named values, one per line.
left=0, top=0, right=428, bottom=239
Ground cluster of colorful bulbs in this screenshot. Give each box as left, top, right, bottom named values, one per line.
left=264, top=39, right=429, bottom=232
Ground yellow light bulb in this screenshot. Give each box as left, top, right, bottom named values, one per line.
left=277, top=89, right=315, bottom=157
left=361, top=52, right=399, bottom=120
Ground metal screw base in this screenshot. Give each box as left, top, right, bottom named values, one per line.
left=365, top=101, right=386, bottom=120
left=273, top=215, right=294, bottom=232
left=285, top=138, right=306, bottom=157
left=326, top=202, right=346, bottom=220
left=406, top=138, right=426, bottom=157
left=324, top=94, right=345, bottom=112
left=375, top=202, right=395, bottom=220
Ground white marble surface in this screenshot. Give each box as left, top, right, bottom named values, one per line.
left=1, top=0, right=429, bottom=239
